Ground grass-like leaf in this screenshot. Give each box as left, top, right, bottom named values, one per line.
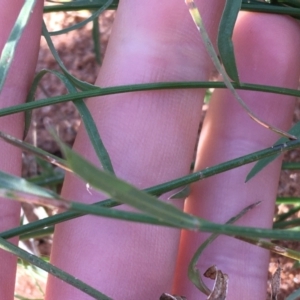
left=0, top=0, right=37, bottom=93
left=188, top=202, right=260, bottom=295
left=0, top=130, right=69, bottom=171
left=44, top=0, right=119, bottom=13
left=168, top=186, right=190, bottom=199
left=2, top=137, right=300, bottom=241
left=0, top=237, right=112, bottom=299
left=3, top=81, right=300, bottom=117
left=276, top=197, right=300, bottom=205
left=48, top=0, right=113, bottom=36
left=246, top=121, right=300, bottom=182
left=0, top=170, right=58, bottom=199
left=286, top=287, right=300, bottom=300
left=28, top=69, right=114, bottom=173
left=92, top=11, right=101, bottom=64
left=241, top=1, right=300, bottom=19
left=43, top=0, right=300, bottom=19
left=189, top=201, right=300, bottom=296
left=282, top=162, right=300, bottom=170
left=185, top=0, right=296, bottom=140
left=217, top=0, right=241, bottom=82
left=273, top=218, right=300, bottom=229
left=53, top=130, right=202, bottom=229
left=42, top=21, right=95, bottom=91
left=1, top=187, right=176, bottom=227
left=274, top=205, right=300, bottom=223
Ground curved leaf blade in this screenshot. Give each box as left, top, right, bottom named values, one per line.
left=27, top=69, right=114, bottom=173
left=0, top=170, right=58, bottom=199
left=52, top=132, right=201, bottom=229
left=0, top=0, right=37, bottom=93
left=246, top=121, right=300, bottom=182
left=218, top=0, right=241, bottom=82
left=286, top=287, right=300, bottom=300
left=48, top=0, right=113, bottom=36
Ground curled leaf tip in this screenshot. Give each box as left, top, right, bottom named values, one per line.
left=271, top=261, right=282, bottom=300
left=160, top=293, right=186, bottom=300
left=204, top=266, right=228, bottom=300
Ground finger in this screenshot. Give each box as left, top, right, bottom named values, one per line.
left=0, top=1, right=43, bottom=299
left=174, top=12, right=300, bottom=299
left=45, top=1, right=225, bottom=299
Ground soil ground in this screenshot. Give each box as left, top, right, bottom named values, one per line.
left=14, top=5, right=300, bottom=300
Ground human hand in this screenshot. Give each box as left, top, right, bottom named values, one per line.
left=2, top=1, right=300, bottom=300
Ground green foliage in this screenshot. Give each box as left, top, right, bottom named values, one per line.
left=1, top=0, right=300, bottom=298
left=246, top=122, right=300, bottom=182
left=218, top=0, right=241, bottom=82
left=0, top=0, right=37, bottom=93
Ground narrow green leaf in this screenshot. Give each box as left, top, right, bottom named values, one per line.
left=44, top=0, right=119, bottom=13
left=42, top=0, right=300, bottom=18
left=241, top=2, right=300, bottom=19
left=54, top=134, right=201, bottom=229
left=27, top=69, right=114, bottom=173
left=188, top=201, right=260, bottom=295
left=276, top=197, right=300, bottom=205
left=24, top=69, right=50, bottom=138
left=48, top=0, right=113, bottom=36
left=168, top=186, right=190, bottom=199
left=55, top=135, right=300, bottom=241
left=20, top=226, right=54, bottom=241
left=0, top=130, right=68, bottom=171
left=0, top=170, right=58, bottom=199
left=2, top=81, right=300, bottom=117
left=275, top=205, right=300, bottom=223
left=0, top=237, right=112, bottom=299
left=27, top=172, right=64, bottom=187
left=286, top=287, right=300, bottom=300
left=246, top=121, right=300, bottom=182
left=185, top=0, right=296, bottom=140
left=49, top=70, right=114, bottom=173
left=2, top=137, right=300, bottom=241
left=42, top=21, right=95, bottom=91
left=74, top=100, right=114, bottom=173
left=218, top=0, right=241, bottom=82
left=282, top=162, right=300, bottom=170
left=0, top=0, right=37, bottom=93
left=92, top=12, right=101, bottom=64
left=273, top=218, right=300, bottom=229
left=0, top=187, right=176, bottom=226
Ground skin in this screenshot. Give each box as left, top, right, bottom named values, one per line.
left=46, top=0, right=225, bottom=299
left=1, top=1, right=300, bottom=300
left=174, top=12, right=300, bottom=299
left=0, top=1, right=43, bottom=299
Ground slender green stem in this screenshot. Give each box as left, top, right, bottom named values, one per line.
left=236, top=236, right=300, bottom=260
left=27, top=173, right=64, bottom=187
left=189, top=202, right=261, bottom=295
left=185, top=0, right=295, bottom=139
left=43, top=0, right=300, bottom=20
left=0, top=0, right=37, bottom=93
left=273, top=218, right=300, bottom=229
left=241, top=2, right=300, bottom=18
left=282, top=162, right=300, bottom=170
left=1, top=81, right=300, bottom=117
left=0, top=237, right=112, bottom=299
left=20, top=226, right=54, bottom=240
left=276, top=197, right=300, bottom=205
left=44, top=1, right=119, bottom=13
left=1, top=139, right=300, bottom=240
left=275, top=205, right=300, bottom=223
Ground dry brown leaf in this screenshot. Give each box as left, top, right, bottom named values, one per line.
left=204, top=266, right=228, bottom=300
left=160, top=293, right=186, bottom=300
left=271, top=262, right=282, bottom=300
